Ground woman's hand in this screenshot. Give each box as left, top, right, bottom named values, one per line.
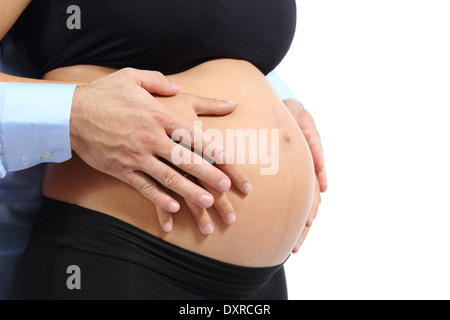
left=283, top=99, right=327, bottom=252
left=153, top=93, right=246, bottom=234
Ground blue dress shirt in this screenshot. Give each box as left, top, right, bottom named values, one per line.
left=0, top=35, right=298, bottom=299
left=267, top=71, right=298, bottom=102
left=0, top=36, right=77, bottom=300
left=0, top=82, right=77, bottom=177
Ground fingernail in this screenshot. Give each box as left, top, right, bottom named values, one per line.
left=199, top=195, right=214, bottom=208
left=171, top=81, right=181, bottom=90
left=226, top=100, right=237, bottom=105
left=168, top=201, right=180, bottom=213
left=203, top=224, right=214, bottom=235
left=217, top=179, right=231, bottom=192
left=163, top=222, right=173, bottom=233
left=242, top=183, right=253, bottom=194
left=225, top=213, right=236, bottom=224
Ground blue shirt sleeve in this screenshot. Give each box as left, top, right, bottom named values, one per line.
left=0, top=82, right=77, bottom=178
left=266, top=70, right=300, bottom=103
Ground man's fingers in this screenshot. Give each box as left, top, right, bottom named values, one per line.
left=302, top=126, right=324, bottom=172
left=301, top=116, right=327, bottom=192
left=307, top=175, right=322, bottom=227
left=166, top=117, right=230, bottom=164
left=126, top=68, right=180, bottom=96
left=192, top=97, right=237, bottom=116
left=155, top=101, right=251, bottom=196
left=144, top=157, right=215, bottom=209
left=125, top=171, right=181, bottom=213
left=318, top=168, right=328, bottom=193
left=307, top=190, right=321, bottom=227
left=299, top=227, right=310, bottom=246
left=158, top=139, right=233, bottom=193
left=165, top=118, right=252, bottom=194
left=290, top=101, right=326, bottom=179
left=217, top=161, right=253, bottom=195
left=293, top=227, right=310, bottom=253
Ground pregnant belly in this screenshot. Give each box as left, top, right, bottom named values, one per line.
left=43, top=59, right=315, bottom=267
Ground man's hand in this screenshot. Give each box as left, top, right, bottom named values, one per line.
left=284, top=99, right=327, bottom=252
left=152, top=92, right=249, bottom=234
left=70, top=68, right=251, bottom=218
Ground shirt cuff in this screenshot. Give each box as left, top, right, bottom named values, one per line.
left=266, top=71, right=300, bottom=103
left=0, top=82, right=77, bottom=177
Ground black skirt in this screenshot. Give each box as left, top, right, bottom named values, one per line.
left=13, top=197, right=288, bottom=300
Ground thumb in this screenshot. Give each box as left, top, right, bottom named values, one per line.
left=131, top=69, right=181, bottom=96
left=192, top=96, right=238, bottom=116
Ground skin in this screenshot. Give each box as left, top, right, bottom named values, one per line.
left=1, top=0, right=327, bottom=251
left=284, top=99, right=327, bottom=252
left=43, top=60, right=316, bottom=267
left=69, top=69, right=251, bottom=230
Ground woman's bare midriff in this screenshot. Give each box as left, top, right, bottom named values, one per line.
left=43, top=59, right=315, bottom=267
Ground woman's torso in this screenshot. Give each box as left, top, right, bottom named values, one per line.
left=14, top=0, right=314, bottom=268
left=43, top=59, right=315, bottom=267
left=13, top=0, right=297, bottom=77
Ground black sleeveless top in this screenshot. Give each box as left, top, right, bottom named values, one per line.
left=13, top=0, right=296, bottom=77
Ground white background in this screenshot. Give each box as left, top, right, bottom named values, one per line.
left=280, top=0, right=450, bottom=299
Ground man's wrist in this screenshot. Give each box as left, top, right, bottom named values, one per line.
left=69, top=85, right=88, bottom=155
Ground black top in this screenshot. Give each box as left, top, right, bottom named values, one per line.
left=13, top=0, right=296, bottom=77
